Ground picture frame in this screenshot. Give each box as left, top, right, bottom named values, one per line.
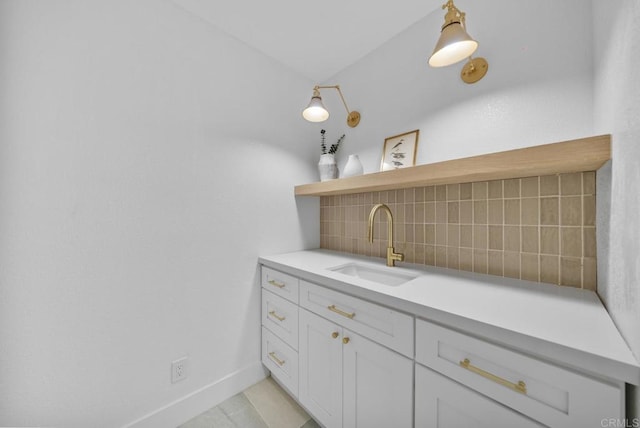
left=380, top=129, right=419, bottom=171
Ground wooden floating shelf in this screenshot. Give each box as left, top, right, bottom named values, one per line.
left=295, top=135, right=611, bottom=197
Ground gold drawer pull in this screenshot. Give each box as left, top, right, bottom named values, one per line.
left=268, top=310, right=286, bottom=322
left=268, top=279, right=285, bottom=288
left=460, top=358, right=527, bottom=395
left=332, top=332, right=339, bottom=339
left=327, top=304, right=355, bottom=319
left=342, top=337, right=350, bottom=344
left=268, top=352, right=285, bottom=366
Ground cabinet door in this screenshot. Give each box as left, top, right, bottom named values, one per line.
left=415, top=365, right=544, bottom=428
left=299, top=308, right=343, bottom=428
left=343, top=330, right=413, bottom=428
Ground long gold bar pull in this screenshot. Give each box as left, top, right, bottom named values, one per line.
left=327, top=304, right=356, bottom=319
left=269, top=352, right=285, bottom=366
left=459, top=358, right=527, bottom=395
left=268, top=310, right=286, bottom=322
left=268, top=279, right=285, bottom=288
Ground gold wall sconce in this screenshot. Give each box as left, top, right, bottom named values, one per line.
left=302, top=85, right=361, bottom=128
left=428, top=0, right=488, bottom=84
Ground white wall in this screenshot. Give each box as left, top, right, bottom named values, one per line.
left=322, top=0, right=594, bottom=173
left=592, top=0, right=640, bottom=417
left=325, top=0, right=639, bottom=417
left=0, top=1, right=318, bottom=427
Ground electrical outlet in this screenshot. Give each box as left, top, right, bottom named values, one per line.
left=171, top=356, right=189, bottom=383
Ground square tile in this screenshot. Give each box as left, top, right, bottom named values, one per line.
left=245, top=377, right=310, bottom=428
left=521, top=198, right=539, bottom=225
left=473, top=182, right=488, bottom=200
left=521, top=226, right=539, bottom=253
left=504, top=179, right=520, bottom=198
left=488, top=251, right=503, bottom=276
left=504, top=199, right=520, bottom=225
left=521, top=177, right=539, bottom=197
left=473, top=249, right=488, bottom=274
left=504, top=226, right=520, bottom=252
left=561, top=197, right=582, bottom=226
left=447, top=184, right=460, bottom=201
left=488, top=200, right=504, bottom=225
left=460, top=225, right=473, bottom=248
left=540, top=175, right=559, bottom=196
left=561, top=172, right=582, bottom=195
left=460, top=248, right=473, bottom=271
left=459, top=201, right=473, bottom=224
left=561, top=257, right=582, bottom=288
left=540, top=227, right=559, bottom=255
left=540, top=197, right=559, bottom=225
left=448, top=202, right=459, bottom=224
left=460, top=183, right=472, bottom=200
left=540, top=255, right=560, bottom=284
left=488, top=226, right=503, bottom=250
left=488, top=180, right=503, bottom=199
left=504, top=252, right=520, bottom=279
left=521, top=254, right=539, bottom=282
left=561, top=227, right=582, bottom=257
left=473, top=200, right=488, bottom=224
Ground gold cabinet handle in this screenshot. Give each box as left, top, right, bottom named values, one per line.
left=268, top=310, right=286, bottom=322
left=332, top=332, right=339, bottom=339
left=327, top=304, right=355, bottom=319
left=268, top=352, right=285, bottom=366
left=268, top=279, right=285, bottom=288
left=459, top=358, right=527, bottom=395
left=342, top=337, right=350, bottom=344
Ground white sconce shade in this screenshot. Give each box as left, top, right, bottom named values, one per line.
left=428, top=22, right=478, bottom=67
left=302, top=95, right=330, bottom=122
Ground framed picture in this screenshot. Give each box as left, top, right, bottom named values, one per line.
left=380, top=129, right=419, bottom=171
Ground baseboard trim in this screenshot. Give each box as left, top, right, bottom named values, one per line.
left=123, top=362, right=268, bottom=428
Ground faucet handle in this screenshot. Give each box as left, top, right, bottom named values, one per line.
left=386, top=247, right=404, bottom=266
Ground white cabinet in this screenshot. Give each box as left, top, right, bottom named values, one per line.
left=261, top=269, right=300, bottom=397
left=342, top=325, right=413, bottom=428
left=298, top=308, right=343, bottom=428
left=415, top=364, right=543, bottom=428
left=260, top=262, right=628, bottom=428
left=299, top=280, right=414, bottom=358
left=299, top=308, right=413, bottom=428
left=415, top=319, right=624, bottom=427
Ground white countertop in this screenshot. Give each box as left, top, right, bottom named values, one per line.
left=259, top=249, right=640, bottom=385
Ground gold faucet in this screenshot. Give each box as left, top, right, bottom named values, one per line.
left=368, top=203, right=404, bottom=267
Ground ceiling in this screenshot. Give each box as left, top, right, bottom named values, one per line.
left=171, top=0, right=440, bottom=82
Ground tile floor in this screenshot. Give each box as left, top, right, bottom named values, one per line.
left=179, top=377, right=320, bottom=428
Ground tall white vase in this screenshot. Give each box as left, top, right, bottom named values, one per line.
left=318, top=154, right=338, bottom=181
left=342, top=154, right=364, bottom=178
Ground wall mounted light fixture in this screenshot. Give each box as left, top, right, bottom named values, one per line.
left=428, top=0, right=488, bottom=84
left=302, top=85, right=361, bottom=128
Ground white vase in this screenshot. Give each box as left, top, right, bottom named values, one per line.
left=318, top=154, right=338, bottom=181
left=342, top=154, right=364, bottom=178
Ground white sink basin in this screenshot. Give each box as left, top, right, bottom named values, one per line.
left=328, top=262, right=418, bottom=286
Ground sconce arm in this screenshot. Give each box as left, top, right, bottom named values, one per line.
left=315, top=85, right=351, bottom=115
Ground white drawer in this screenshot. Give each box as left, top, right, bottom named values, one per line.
left=262, top=326, right=298, bottom=397
left=415, top=319, right=623, bottom=427
left=262, top=289, right=299, bottom=350
left=299, top=280, right=414, bottom=357
left=415, top=364, right=544, bottom=428
left=262, top=266, right=299, bottom=304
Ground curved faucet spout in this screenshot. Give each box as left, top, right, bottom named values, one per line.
left=367, top=203, right=404, bottom=267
